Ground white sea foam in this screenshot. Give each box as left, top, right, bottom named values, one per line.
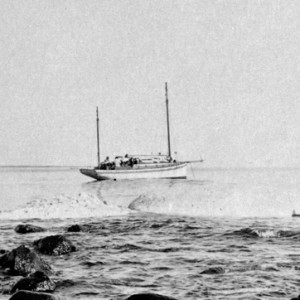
left=128, top=182, right=299, bottom=218
left=253, top=229, right=278, bottom=238
left=0, top=193, right=130, bottom=220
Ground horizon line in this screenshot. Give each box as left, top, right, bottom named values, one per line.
left=1, top=165, right=300, bottom=170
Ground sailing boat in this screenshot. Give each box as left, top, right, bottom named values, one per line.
left=80, top=83, right=199, bottom=181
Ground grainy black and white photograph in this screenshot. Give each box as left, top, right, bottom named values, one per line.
left=1, top=1, right=300, bottom=299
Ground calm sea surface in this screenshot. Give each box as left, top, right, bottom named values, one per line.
left=1, top=166, right=300, bottom=300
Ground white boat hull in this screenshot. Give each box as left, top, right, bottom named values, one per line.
left=80, top=163, right=187, bottom=181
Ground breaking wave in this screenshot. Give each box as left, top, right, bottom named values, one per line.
left=127, top=181, right=299, bottom=218
left=0, top=193, right=129, bottom=220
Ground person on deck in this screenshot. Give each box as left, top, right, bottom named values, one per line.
left=128, top=157, right=134, bottom=167
left=115, top=156, right=121, bottom=168
left=122, top=154, right=129, bottom=166
left=104, top=156, right=111, bottom=169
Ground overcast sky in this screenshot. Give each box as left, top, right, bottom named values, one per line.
left=1, top=0, right=300, bottom=167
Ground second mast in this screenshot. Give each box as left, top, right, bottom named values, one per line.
left=165, top=82, right=171, bottom=158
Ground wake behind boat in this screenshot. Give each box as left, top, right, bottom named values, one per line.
left=80, top=83, right=201, bottom=181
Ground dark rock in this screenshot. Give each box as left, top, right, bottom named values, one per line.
left=126, top=293, right=178, bottom=300
left=201, top=266, right=225, bottom=274
left=9, top=290, right=67, bottom=300
left=231, top=228, right=259, bottom=238
left=66, top=224, right=82, bottom=232
left=291, top=296, right=300, bottom=300
left=0, top=245, right=52, bottom=276
left=33, top=235, right=76, bottom=256
left=15, top=224, right=45, bottom=234
left=10, top=271, right=55, bottom=294
left=66, top=224, right=90, bottom=232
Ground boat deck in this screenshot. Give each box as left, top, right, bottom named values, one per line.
left=95, top=162, right=182, bottom=171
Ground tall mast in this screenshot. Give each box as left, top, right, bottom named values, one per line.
left=165, top=82, right=171, bottom=157
left=96, top=107, right=100, bottom=167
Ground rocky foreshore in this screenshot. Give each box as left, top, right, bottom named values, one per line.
left=1, top=223, right=299, bottom=300
left=1, top=223, right=182, bottom=300
left=0, top=225, right=73, bottom=298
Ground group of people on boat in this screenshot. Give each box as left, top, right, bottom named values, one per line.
left=99, top=154, right=139, bottom=170
left=97, top=153, right=177, bottom=170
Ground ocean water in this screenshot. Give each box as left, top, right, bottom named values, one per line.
left=1, top=166, right=300, bottom=299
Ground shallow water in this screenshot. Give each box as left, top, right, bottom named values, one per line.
left=1, top=166, right=300, bottom=299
